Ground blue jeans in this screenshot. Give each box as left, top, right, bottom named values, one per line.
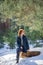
left=16, top=47, right=26, bottom=63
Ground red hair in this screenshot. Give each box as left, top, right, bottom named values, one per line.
left=18, top=29, right=25, bottom=36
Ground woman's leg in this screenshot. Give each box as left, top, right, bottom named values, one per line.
left=16, top=48, right=21, bottom=63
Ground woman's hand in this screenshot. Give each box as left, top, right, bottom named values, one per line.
left=21, top=46, right=23, bottom=49
left=27, top=49, right=29, bottom=52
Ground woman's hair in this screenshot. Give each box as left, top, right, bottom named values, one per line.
left=18, top=29, right=25, bottom=36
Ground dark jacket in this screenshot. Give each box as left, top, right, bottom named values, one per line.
left=17, top=35, right=29, bottom=52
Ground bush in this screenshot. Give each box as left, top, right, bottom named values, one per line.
left=0, top=42, right=4, bottom=48
left=30, top=30, right=41, bottom=41
left=7, top=30, right=16, bottom=49
left=0, top=34, right=4, bottom=48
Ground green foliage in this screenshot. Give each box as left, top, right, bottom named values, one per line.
left=7, top=30, right=16, bottom=49
left=0, top=43, right=4, bottom=48
left=0, top=33, right=4, bottom=48
left=25, top=26, right=30, bottom=38
left=30, top=30, right=41, bottom=40
left=0, top=0, right=43, bottom=48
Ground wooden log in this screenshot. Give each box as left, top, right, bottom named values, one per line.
left=20, top=51, right=40, bottom=58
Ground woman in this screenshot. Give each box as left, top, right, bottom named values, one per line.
left=16, top=29, right=29, bottom=63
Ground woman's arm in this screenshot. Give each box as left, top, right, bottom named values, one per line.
left=17, top=37, right=21, bottom=48
left=25, top=36, right=29, bottom=50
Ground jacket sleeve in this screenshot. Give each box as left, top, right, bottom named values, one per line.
left=17, top=37, right=21, bottom=48
left=25, top=37, right=29, bottom=49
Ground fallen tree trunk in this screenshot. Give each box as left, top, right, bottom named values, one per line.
left=20, top=51, right=40, bottom=58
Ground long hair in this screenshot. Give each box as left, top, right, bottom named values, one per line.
left=18, top=29, right=25, bottom=37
